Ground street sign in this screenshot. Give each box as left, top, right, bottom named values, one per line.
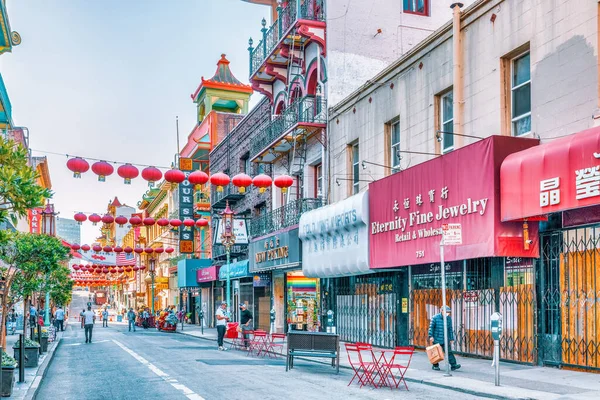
left=442, top=223, right=462, bottom=245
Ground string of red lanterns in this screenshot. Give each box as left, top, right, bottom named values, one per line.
left=71, top=243, right=175, bottom=254
left=72, top=214, right=210, bottom=228
left=65, top=157, right=293, bottom=193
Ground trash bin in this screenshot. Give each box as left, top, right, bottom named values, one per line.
left=117, top=315, right=123, bottom=322
left=225, top=322, right=239, bottom=338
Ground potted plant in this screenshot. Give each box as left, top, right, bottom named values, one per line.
left=40, top=329, right=49, bottom=352
left=1, top=351, right=16, bottom=397
left=13, top=338, right=40, bottom=368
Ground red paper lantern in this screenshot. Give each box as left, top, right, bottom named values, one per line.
left=125, top=267, right=133, bottom=272
left=115, top=215, right=128, bottom=227
left=142, top=166, right=163, bottom=187
left=274, top=175, right=294, bottom=194
left=103, top=246, right=113, bottom=253
left=123, top=246, right=133, bottom=254
left=165, top=247, right=174, bottom=254
left=133, top=266, right=140, bottom=271
left=81, top=244, right=90, bottom=252
left=188, top=170, right=209, bottom=189
left=157, top=218, right=169, bottom=227
left=169, top=219, right=182, bottom=228
left=154, top=247, right=164, bottom=254
left=143, top=217, right=155, bottom=226
left=134, top=247, right=143, bottom=254
left=66, top=157, right=89, bottom=178
left=110, top=268, right=117, bottom=273
left=88, top=213, right=101, bottom=225
left=71, top=243, right=81, bottom=251
left=92, top=245, right=102, bottom=253
left=118, top=268, right=124, bottom=273
left=117, top=163, right=139, bottom=184
left=114, top=246, right=123, bottom=253
left=91, top=161, right=114, bottom=182
left=232, top=173, right=252, bottom=193
left=129, top=216, right=142, bottom=226
left=102, top=268, right=109, bottom=274
left=102, top=214, right=115, bottom=224
left=253, top=174, right=272, bottom=193
left=72, top=265, right=80, bottom=270
left=183, top=218, right=195, bottom=227
left=196, top=218, right=209, bottom=228
left=210, top=172, right=230, bottom=192
left=164, top=169, right=185, bottom=185
left=144, top=247, right=154, bottom=254
left=139, top=265, right=146, bottom=270
left=74, top=213, right=87, bottom=225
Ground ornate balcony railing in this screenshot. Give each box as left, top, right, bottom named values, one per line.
left=249, top=0, right=325, bottom=77
left=250, top=96, right=326, bottom=159
left=211, top=185, right=245, bottom=209
left=249, top=198, right=322, bottom=238
left=212, top=244, right=249, bottom=260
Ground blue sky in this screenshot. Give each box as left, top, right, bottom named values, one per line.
left=0, top=0, right=266, bottom=244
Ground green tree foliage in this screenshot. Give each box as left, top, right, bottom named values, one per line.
left=0, top=232, right=71, bottom=348
left=47, top=265, right=74, bottom=306
left=0, top=136, right=51, bottom=244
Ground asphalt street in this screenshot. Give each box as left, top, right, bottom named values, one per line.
left=37, top=291, right=479, bottom=400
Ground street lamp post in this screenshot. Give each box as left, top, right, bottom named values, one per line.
left=219, top=202, right=236, bottom=311
left=41, top=202, right=56, bottom=327
left=149, top=259, right=156, bottom=315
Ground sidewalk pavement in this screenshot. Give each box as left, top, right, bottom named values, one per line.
left=4, top=321, right=65, bottom=400
left=174, top=323, right=600, bottom=400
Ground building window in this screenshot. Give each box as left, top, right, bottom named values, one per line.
left=440, top=91, right=454, bottom=153
left=352, top=142, right=359, bottom=195
left=314, top=163, right=323, bottom=198
left=404, top=0, right=428, bottom=16
left=241, top=153, right=250, bottom=174
left=511, top=52, right=531, bottom=136
left=390, top=121, right=401, bottom=169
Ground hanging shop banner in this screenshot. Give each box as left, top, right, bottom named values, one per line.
left=213, top=218, right=249, bottom=245
left=218, top=260, right=250, bottom=280
left=179, top=158, right=196, bottom=253
left=249, top=228, right=301, bottom=272
left=299, top=191, right=371, bottom=278
left=28, top=208, right=43, bottom=234
left=369, top=136, right=540, bottom=269
left=197, top=266, right=219, bottom=283
left=501, top=126, right=600, bottom=221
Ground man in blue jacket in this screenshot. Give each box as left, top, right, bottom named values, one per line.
left=428, top=306, right=461, bottom=371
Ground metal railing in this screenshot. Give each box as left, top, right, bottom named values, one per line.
left=250, top=96, right=326, bottom=159
left=249, top=0, right=325, bottom=77
left=211, top=185, right=244, bottom=207
left=212, top=244, right=249, bottom=259
left=249, top=198, right=322, bottom=238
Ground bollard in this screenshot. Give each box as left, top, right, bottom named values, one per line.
left=18, top=333, right=25, bottom=383
left=270, top=307, right=275, bottom=334
left=199, top=310, right=204, bottom=335
left=491, top=312, right=503, bottom=386
left=37, top=324, right=42, bottom=355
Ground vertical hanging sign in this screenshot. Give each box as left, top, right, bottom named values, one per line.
left=28, top=208, right=43, bottom=234
left=179, top=158, right=195, bottom=253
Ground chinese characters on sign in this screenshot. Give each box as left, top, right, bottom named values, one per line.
left=255, top=236, right=289, bottom=263
left=540, top=177, right=560, bottom=207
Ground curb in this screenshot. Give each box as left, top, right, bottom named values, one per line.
left=25, top=334, right=62, bottom=400
left=174, top=330, right=532, bottom=400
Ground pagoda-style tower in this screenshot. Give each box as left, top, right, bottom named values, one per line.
left=190, top=54, right=252, bottom=124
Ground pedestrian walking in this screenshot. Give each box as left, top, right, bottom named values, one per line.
left=29, top=304, right=37, bottom=327
left=142, top=309, right=149, bottom=329
left=127, top=308, right=136, bottom=332
left=80, top=309, right=85, bottom=329
left=55, top=306, right=65, bottom=331
left=83, top=306, right=95, bottom=343
left=239, top=303, right=253, bottom=350
left=102, top=308, right=109, bottom=327
left=428, top=306, right=461, bottom=371
left=215, top=301, right=229, bottom=351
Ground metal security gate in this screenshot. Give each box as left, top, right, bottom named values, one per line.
left=539, top=228, right=600, bottom=370
left=328, top=274, right=397, bottom=348
left=410, top=258, right=536, bottom=363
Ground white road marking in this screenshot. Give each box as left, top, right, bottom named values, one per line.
left=112, top=339, right=205, bottom=400
left=64, top=339, right=111, bottom=346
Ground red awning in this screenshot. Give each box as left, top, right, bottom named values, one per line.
left=501, top=126, right=600, bottom=221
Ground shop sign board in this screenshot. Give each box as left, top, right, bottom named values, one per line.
left=218, top=260, right=250, bottom=280
left=442, top=223, right=462, bottom=245
left=369, top=136, right=540, bottom=269
left=253, top=273, right=271, bottom=287
left=196, top=266, right=219, bottom=283
left=28, top=208, right=43, bottom=234
left=249, top=228, right=301, bottom=272
left=299, top=192, right=371, bottom=278
left=179, top=157, right=197, bottom=254
left=214, top=218, right=248, bottom=245
left=501, top=126, right=600, bottom=221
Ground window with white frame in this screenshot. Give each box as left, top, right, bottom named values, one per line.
left=511, top=52, right=531, bottom=136
left=390, top=121, right=401, bottom=170
left=403, top=0, right=428, bottom=16
left=352, top=142, right=359, bottom=195
left=314, top=163, right=323, bottom=198
left=440, top=91, right=454, bottom=153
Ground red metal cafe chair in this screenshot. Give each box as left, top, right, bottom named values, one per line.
left=230, top=330, right=249, bottom=351
left=247, top=330, right=268, bottom=357
left=267, top=333, right=287, bottom=357
left=380, top=346, right=414, bottom=390
left=356, top=342, right=380, bottom=388
left=345, top=343, right=368, bottom=387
